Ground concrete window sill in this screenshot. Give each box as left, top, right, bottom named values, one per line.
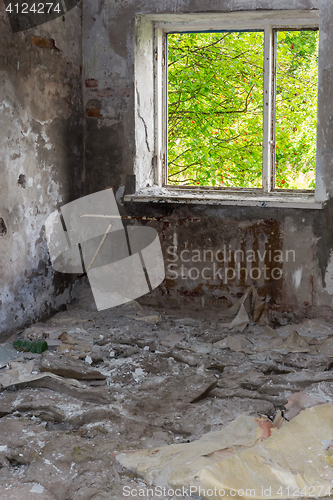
left=124, top=187, right=323, bottom=209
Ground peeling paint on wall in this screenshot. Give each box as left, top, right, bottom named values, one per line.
left=293, top=268, right=303, bottom=289
left=324, top=252, right=333, bottom=295
left=0, top=6, right=84, bottom=336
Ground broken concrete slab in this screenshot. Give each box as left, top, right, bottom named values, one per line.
left=167, top=349, right=201, bottom=367
left=17, top=376, right=115, bottom=404
left=0, top=412, right=121, bottom=500
left=0, top=360, right=37, bottom=387
left=269, top=351, right=332, bottom=371
left=209, top=386, right=279, bottom=405
left=0, top=360, right=114, bottom=404
left=140, top=371, right=218, bottom=405
left=259, top=369, right=333, bottom=396
left=0, top=388, right=83, bottom=422
left=0, top=388, right=118, bottom=427
left=214, top=334, right=252, bottom=352
left=276, top=318, right=333, bottom=340
left=40, top=351, right=106, bottom=380
left=160, top=332, right=185, bottom=348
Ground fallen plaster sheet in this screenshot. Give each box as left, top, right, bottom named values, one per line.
left=220, top=287, right=268, bottom=329
left=214, top=329, right=316, bottom=354
left=114, top=404, right=333, bottom=500
left=276, top=319, right=333, bottom=340
left=213, top=333, right=252, bottom=352
left=0, top=359, right=115, bottom=405
left=114, top=300, right=161, bottom=324
left=284, top=382, right=333, bottom=420
left=279, top=330, right=315, bottom=353
left=284, top=391, right=326, bottom=420
left=0, top=360, right=82, bottom=389
left=319, top=337, right=333, bottom=357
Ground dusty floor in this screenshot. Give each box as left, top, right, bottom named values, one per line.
left=1, top=287, right=333, bottom=499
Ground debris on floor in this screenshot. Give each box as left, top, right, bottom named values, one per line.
left=13, top=339, right=48, bottom=354
left=0, top=359, right=82, bottom=390
left=1, top=284, right=333, bottom=499
left=114, top=414, right=276, bottom=486
left=39, top=351, right=106, bottom=380
left=280, top=330, right=314, bottom=353
left=214, top=333, right=252, bottom=352
left=57, top=331, right=93, bottom=359
left=160, top=331, right=185, bottom=348
left=220, top=286, right=269, bottom=329
left=114, top=404, right=333, bottom=500
left=0, top=344, right=21, bottom=368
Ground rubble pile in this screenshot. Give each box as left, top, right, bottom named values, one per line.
left=0, top=286, right=333, bottom=499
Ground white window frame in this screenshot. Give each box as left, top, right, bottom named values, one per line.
left=126, top=10, right=323, bottom=209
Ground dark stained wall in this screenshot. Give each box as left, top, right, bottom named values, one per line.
left=82, top=0, right=333, bottom=317
left=0, top=5, right=84, bottom=336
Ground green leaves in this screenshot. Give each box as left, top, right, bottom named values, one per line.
left=167, top=30, right=318, bottom=189
left=168, top=31, right=264, bottom=187
left=275, top=30, right=318, bottom=189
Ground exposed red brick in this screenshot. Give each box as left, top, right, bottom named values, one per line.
left=31, top=36, right=60, bottom=51
left=86, top=88, right=131, bottom=99
left=255, top=417, right=276, bottom=440
left=119, top=87, right=131, bottom=98
left=94, top=88, right=115, bottom=98
left=85, top=79, right=98, bottom=88
left=87, top=108, right=102, bottom=118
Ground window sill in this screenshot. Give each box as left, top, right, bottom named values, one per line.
left=124, top=187, right=323, bottom=209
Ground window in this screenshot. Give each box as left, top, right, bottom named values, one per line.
left=129, top=11, right=323, bottom=208
left=167, top=29, right=318, bottom=191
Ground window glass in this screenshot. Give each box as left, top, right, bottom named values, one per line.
left=167, top=31, right=264, bottom=188
left=274, top=30, right=319, bottom=190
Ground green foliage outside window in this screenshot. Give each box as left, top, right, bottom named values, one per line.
left=167, top=30, right=318, bottom=189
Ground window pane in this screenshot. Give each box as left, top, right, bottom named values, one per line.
left=275, top=30, right=319, bottom=190
left=167, top=31, right=264, bottom=188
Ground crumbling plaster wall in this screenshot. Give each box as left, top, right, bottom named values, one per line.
left=81, top=0, right=333, bottom=316
left=0, top=5, right=84, bottom=336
